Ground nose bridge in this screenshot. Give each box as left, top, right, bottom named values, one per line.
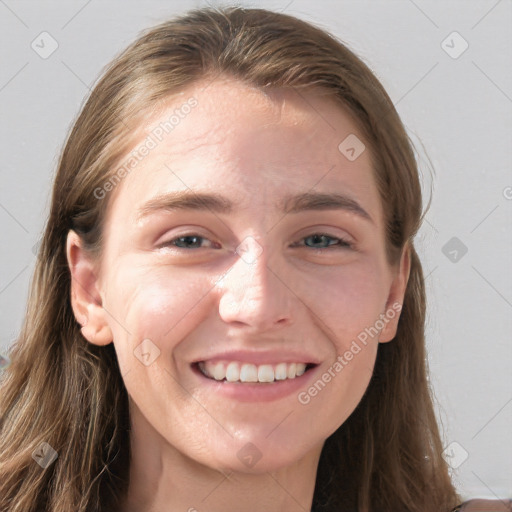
left=217, top=236, right=292, bottom=329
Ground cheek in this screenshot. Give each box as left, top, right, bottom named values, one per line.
left=105, top=262, right=216, bottom=367
left=327, top=343, right=378, bottom=428
left=303, top=259, right=389, bottom=346
left=299, top=260, right=388, bottom=424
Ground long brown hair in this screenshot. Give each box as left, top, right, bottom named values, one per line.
left=0, top=6, right=461, bottom=511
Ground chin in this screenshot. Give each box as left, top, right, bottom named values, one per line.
left=204, top=435, right=318, bottom=475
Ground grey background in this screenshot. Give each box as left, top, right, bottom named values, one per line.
left=1, top=0, right=511, bottom=502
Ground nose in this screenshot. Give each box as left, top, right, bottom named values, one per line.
left=217, top=237, right=293, bottom=333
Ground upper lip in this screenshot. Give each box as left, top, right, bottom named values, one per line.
left=192, top=349, right=321, bottom=366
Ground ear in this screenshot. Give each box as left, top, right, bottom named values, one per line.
left=378, top=243, right=411, bottom=343
left=66, top=230, right=113, bottom=346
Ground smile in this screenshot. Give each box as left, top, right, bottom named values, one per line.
left=197, top=360, right=314, bottom=383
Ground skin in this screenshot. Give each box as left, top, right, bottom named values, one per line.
left=67, top=76, right=410, bottom=512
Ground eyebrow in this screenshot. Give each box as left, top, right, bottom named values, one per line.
left=136, top=190, right=373, bottom=223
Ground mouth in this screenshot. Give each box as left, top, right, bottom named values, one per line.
left=194, top=360, right=317, bottom=383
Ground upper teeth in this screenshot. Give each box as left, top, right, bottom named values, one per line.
left=198, top=360, right=308, bottom=383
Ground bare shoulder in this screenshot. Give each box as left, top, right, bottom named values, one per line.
left=453, top=499, right=512, bottom=511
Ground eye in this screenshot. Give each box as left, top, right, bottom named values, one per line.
left=160, top=234, right=217, bottom=250
left=158, top=232, right=352, bottom=251
left=298, top=233, right=353, bottom=250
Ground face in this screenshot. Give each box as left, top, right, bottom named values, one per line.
left=68, top=76, right=409, bottom=474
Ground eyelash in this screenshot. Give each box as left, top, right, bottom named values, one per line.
left=160, top=233, right=353, bottom=251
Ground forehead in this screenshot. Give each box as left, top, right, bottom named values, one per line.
left=104, top=76, right=381, bottom=227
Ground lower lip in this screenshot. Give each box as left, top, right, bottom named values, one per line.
left=191, top=363, right=321, bottom=402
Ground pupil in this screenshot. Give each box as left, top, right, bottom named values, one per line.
left=310, top=234, right=328, bottom=247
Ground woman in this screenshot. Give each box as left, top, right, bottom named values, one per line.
left=0, top=6, right=506, bottom=512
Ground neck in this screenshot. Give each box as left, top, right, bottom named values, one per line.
left=118, top=403, right=322, bottom=512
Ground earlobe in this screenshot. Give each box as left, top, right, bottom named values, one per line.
left=378, top=243, right=411, bottom=343
left=66, top=230, right=113, bottom=346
